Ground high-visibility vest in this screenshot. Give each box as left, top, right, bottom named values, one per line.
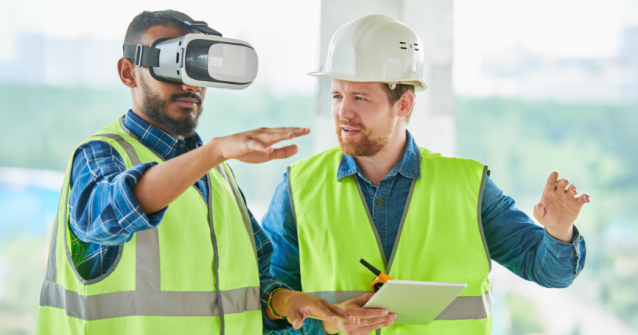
left=288, top=146, right=493, bottom=335
left=36, top=117, right=262, bottom=335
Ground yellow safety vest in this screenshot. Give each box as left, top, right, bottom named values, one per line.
left=36, top=117, right=262, bottom=335
left=289, top=146, right=493, bottom=335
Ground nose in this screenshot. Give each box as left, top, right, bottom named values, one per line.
left=336, top=97, right=356, bottom=120
left=181, top=83, right=202, bottom=94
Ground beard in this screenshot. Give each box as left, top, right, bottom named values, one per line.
left=336, top=119, right=394, bottom=157
left=139, top=77, right=203, bottom=137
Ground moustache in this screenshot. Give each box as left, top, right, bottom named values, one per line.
left=170, top=92, right=203, bottom=105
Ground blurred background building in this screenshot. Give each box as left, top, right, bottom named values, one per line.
left=0, top=0, right=637, bottom=334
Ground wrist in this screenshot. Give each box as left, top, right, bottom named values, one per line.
left=205, top=138, right=226, bottom=166
left=271, top=288, right=295, bottom=318
left=546, top=226, right=574, bottom=243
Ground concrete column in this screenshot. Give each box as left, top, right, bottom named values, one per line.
left=315, top=0, right=456, bottom=157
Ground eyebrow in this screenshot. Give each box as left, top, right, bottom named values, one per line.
left=331, top=91, right=372, bottom=97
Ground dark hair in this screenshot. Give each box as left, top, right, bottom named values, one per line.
left=381, top=83, right=416, bottom=124
left=123, top=10, right=196, bottom=46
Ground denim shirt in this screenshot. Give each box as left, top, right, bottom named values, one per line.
left=68, top=110, right=290, bottom=332
left=262, top=130, right=586, bottom=334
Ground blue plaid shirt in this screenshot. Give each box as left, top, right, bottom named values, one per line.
left=69, top=110, right=291, bottom=332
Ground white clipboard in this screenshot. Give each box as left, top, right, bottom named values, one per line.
left=362, top=279, right=467, bottom=325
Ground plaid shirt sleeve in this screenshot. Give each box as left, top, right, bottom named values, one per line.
left=69, top=140, right=168, bottom=246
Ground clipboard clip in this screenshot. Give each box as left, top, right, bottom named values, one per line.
left=360, top=258, right=395, bottom=292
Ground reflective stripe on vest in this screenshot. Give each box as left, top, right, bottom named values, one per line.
left=290, top=147, right=493, bottom=335
left=37, top=118, right=261, bottom=335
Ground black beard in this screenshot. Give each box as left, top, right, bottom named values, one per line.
left=140, top=78, right=203, bottom=137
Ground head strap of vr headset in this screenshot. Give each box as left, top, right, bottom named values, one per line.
left=123, top=10, right=222, bottom=68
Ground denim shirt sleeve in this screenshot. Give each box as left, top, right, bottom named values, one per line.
left=481, top=176, right=586, bottom=287
left=262, top=172, right=328, bottom=335
left=69, top=140, right=167, bottom=246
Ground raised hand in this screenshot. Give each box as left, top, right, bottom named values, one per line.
left=211, top=127, right=310, bottom=164
left=534, top=171, right=591, bottom=243
left=323, top=293, right=396, bottom=335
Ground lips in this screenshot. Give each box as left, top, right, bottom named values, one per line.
left=174, top=97, right=199, bottom=108
left=341, top=126, right=362, bottom=137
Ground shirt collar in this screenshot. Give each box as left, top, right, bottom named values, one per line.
left=122, top=110, right=203, bottom=161
left=337, top=130, right=421, bottom=182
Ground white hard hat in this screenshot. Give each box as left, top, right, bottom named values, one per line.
left=309, top=14, right=427, bottom=92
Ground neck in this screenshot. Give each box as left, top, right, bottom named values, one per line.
left=354, top=128, right=407, bottom=186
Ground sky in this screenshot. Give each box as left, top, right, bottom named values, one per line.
left=0, top=0, right=632, bottom=96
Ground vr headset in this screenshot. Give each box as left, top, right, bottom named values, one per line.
left=123, top=10, right=258, bottom=89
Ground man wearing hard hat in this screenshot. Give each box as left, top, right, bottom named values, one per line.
left=263, top=15, right=589, bottom=335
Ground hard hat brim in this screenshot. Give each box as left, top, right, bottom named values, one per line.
left=308, top=71, right=427, bottom=92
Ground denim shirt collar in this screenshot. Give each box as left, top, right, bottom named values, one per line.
left=337, top=130, right=421, bottom=182
left=123, top=110, right=203, bottom=161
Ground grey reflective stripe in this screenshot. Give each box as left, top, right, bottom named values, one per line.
left=45, top=173, right=71, bottom=284
left=477, top=166, right=492, bottom=272
left=436, top=288, right=493, bottom=320
left=94, top=132, right=162, bottom=289
left=40, top=280, right=260, bottom=320
left=307, top=289, right=493, bottom=320
left=354, top=175, right=388, bottom=267
left=45, top=205, right=61, bottom=283
left=386, top=179, right=416, bottom=274
left=216, top=164, right=258, bottom=259
left=207, top=172, right=226, bottom=335
left=306, top=291, right=370, bottom=304
left=94, top=133, right=142, bottom=165
left=286, top=166, right=298, bottom=227
left=135, top=229, right=161, bottom=291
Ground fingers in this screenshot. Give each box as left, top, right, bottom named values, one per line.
left=245, top=139, right=273, bottom=153
left=567, top=184, right=578, bottom=196
left=544, top=171, right=559, bottom=192
left=557, top=178, right=569, bottom=190
left=307, top=302, right=340, bottom=324
left=251, top=127, right=310, bottom=145
left=349, top=306, right=389, bottom=319
left=350, top=292, right=375, bottom=307
left=555, top=179, right=591, bottom=205
left=321, top=300, right=359, bottom=324
left=356, top=317, right=396, bottom=334
left=576, top=194, right=591, bottom=205
left=287, top=308, right=306, bottom=329
left=357, top=313, right=396, bottom=326
left=269, top=145, right=299, bottom=160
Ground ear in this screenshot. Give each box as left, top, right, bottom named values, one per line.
left=396, top=91, right=415, bottom=118
left=118, top=57, right=137, bottom=88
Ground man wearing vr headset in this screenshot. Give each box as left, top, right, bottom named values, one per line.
left=36, top=10, right=357, bottom=335
left=262, top=15, right=589, bottom=335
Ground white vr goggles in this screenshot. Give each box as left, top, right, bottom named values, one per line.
left=123, top=11, right=258, bottom=89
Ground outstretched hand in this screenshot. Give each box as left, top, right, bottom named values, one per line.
left=534, top=172, right=591, bottom=243
left=267, top=289, right=358, bottom=329
left=210, top=127, right=310, bottom=164
left=323, top=293, right=395, bottom=335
